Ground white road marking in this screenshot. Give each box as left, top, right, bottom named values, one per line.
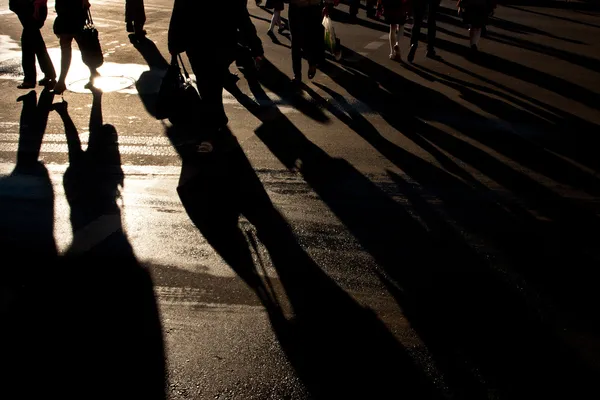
left=364, top=41, right=385, bottom=50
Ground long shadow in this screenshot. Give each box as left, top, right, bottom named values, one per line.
left=245, top=58, right=330, bottom=123
left=321, top=48, right=600, bottom=293
left=415, top=32, right=600, bottom=110
left=49, top=89, right=167, bottom=399
left=302, top=53, right=600, bottom=396
left=427, top=57, right=600, bottom=173
left=0, top=90, right=58, bottom=398
left=166, top=111, right=445, bottom=398
left=401, top=62, right=600, bottom=195
left=131, top=36, right=170, bottom=119
left=484, top=29, right=600, bottom=71
left=504, top=5, right=600, bottom=29
left=438, top=4, right=591, bottom=42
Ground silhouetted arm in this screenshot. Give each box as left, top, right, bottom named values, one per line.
left=89, top=88, right=103, bottom=134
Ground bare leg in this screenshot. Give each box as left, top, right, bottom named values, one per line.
left=469, top=27, right=482, bottom=48
left=54, top=35, right=74, bottom=94
left=389, top=24, right=399, bottom=59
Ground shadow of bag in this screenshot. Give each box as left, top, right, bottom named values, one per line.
left=77, top=9, right=104, bottom=69
left=156, top=54, right=202, bottom=124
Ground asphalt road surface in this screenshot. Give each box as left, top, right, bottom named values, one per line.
left=1, top=1, right=600, bottom=399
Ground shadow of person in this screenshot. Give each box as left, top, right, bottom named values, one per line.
left=0, top=89, right=58, bottom=399
left=49, top=88, right=166, bottom=399
left=402, top=61, right=600, bottom=194
left=229, top=58, right=330, bottom=124
left=131, top=36, right=170, bottom=118
left=166, top=117, right=444, bottom=398
left=295, top=55, right=600, bottom=397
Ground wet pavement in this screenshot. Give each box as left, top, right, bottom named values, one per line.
left=1, top=0, right=600, bottom=399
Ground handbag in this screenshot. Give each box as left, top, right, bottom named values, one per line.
left=156, top=54, right=202, bottom=124
left=77, top=9, right=104, bottom=69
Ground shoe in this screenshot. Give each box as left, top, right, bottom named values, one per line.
left=17, top=81, right=36, bottom=89
left=407, top=44, right=417, bottom=63
left=471, top=44, right=478, bottom=52
left=267, top=29, right=277, bottom=42
left=307, top=65, right=317, bottom=80
left=278, top=25, right=286, bottom=34
left=38, top=77, right=56, bottom=88
left=134, top=28, right=147, bottom=37
left=426, top=48, right=442, bottom=60
left=196, top=141, right=214, bottom=154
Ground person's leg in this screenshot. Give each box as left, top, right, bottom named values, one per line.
left=307, top=5, right=324, bottom=77
left=20, top=22, right=37, bottom=86
left=389, top=24, right=399, bottom=59
left=408, top=1, right=425, bottom=62
left=469, top=25, right=482, bottom=49
left=55, top=35, right=74, bottom=94
left=269, top=10, right=280, bottom=32
left=411, top=1, right=424, bottom=48
left=188, top=52, right=228, bottom=132
left=349, top=0, right=359, bottom=16
left=72, top=35, right=100, bottom=86
left=289, top=6, right=303, bottom=80
left=427, top=0, right=439, bottom=52
left=32, top=27, right=56, bottom=84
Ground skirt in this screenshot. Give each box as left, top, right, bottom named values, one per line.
left=54, top=0, right=87, bottom=35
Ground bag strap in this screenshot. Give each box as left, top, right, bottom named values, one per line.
left=177, top=54, right=191, bottom=81
left=86, top=9, right=94, bottom=25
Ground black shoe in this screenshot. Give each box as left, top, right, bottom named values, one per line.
left=308, top=65, right=317, bottom=80
left=267, top=29, right=277, bottom=42
left=407, top=44, right=417, bottom=63
left=470, top=44, right=478, bottom=53
left=277, top=25, right=286, bottom=34
left=38, top=76, right=56, bottom=87
left=426, top=48, right=442, bottom=60
left=17, top=81, right=35, bottom=89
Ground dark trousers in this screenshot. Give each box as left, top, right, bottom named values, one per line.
left=187, top=50, right=228, bottom=131
left=289, top=4, right=324, bottom=78
left=411, top=0, right=440, bottom=51
left=125, top=0, right=146, bottom=27
left=17, top=8, right=55, bottom=83
left=349, top=0, right=377, bottom=16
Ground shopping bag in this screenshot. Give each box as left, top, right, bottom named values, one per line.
left=156, top=54, right=202, bottom=124
left=323, top=16, right=342, bottom=61
left=77, top=9, right=104, bottom=69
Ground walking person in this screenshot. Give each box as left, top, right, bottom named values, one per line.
left=125, top=0, right=146, bottom=37
left=9, top=0, right=57, bottom=89
left=169, top=0, right=259, bottom=139
left=458, top=0, right=496, bottom=53
left=377, top=0, right=411, bottom=61
left=408, top=0, right=441, bottom=62
left=266, top=0, right=286, bottom=41
left=349, top=0, right=377, bottom=20
left=288, top=0, right=336, bottom=83
left=53, top=0, right=99, bottom=94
